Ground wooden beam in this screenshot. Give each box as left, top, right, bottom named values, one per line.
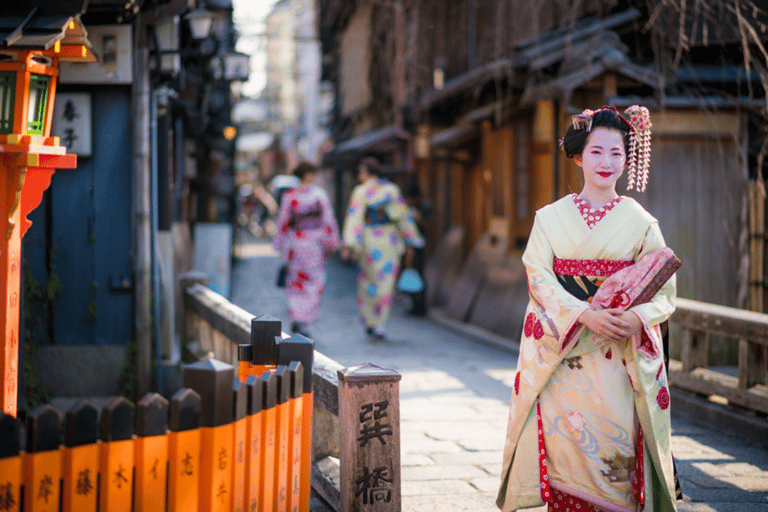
left=669, top=360, right=768, bottom=415
left=671, top=297, right=768, bottom=346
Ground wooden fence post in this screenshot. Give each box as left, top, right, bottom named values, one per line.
left=259, top=370, right=278, bottom=512
left=738, top=339, right=768, bottom=388
left=232, top=378, right=248, bottom=512
left=62, top=400, right=98, bottom=512
left=244, top=375, right=263, bottom=512
left=287, top=361, right=304, bottom=512
left=275, top=365, right=291, bottom=511
left=183, top=358, right=234, bottom=512
left=278, top=334, right=314, bottom=512
left=135, top=393, right=169, bottom=512
left=168, top=388, right=201, bottom=512
left=24, top=405, right=62, bottom=512
left=0, top=412, right=21, bottom=512
left=338, top=364, right=401, bottom=512
left=98, top=397, right=134, bottom=512
left=680, top=328, right=709, bottom=372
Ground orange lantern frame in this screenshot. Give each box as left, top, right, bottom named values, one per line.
left=0, top=19, right=96, bottom=416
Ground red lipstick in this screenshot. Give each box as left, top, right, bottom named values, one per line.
left=597, top=172, right=613, bottom=178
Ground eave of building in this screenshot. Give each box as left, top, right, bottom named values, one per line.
left=0, top=10, right=96, bottom=62
left=325, top=124, right=409, bottom=163
left=412, top=58, right=516, bottom=116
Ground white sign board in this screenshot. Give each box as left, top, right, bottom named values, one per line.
left=51, top=93, right=92, bottom=157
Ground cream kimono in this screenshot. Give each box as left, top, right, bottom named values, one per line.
left=342, top=177, right=424, bottom=330
left=497, top=195, right=677, bottom=512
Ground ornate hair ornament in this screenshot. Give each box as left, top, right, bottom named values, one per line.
left=624, top=105, right=652, bottom=193
left=565, top=105, right=652, bottom=192
left=571, top=109, right=595, bottom=131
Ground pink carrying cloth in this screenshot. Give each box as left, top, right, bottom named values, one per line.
left=560, top=247, right=680, bottom=355
left=590, top=247, right=681, bottom=311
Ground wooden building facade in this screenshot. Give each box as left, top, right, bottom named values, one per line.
left=319, top=0, right=768, bottom=358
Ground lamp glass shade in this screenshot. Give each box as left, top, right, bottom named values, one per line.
left=0, top=72, right=14, bottom=134
left=27, top=74, right=50, bottom=135
left=185, top=8, right=214, bottom=40
left=224, top=52, right=250, bottom=81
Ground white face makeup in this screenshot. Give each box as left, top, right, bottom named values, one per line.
left=573, top=127, right=627, bottom=193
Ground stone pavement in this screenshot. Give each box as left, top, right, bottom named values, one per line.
left=230, top=230, right=768, bottom=512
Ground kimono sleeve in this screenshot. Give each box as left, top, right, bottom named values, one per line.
left=273, top=191, right=293, bottom=258
left=628, top=222, right=676, bottom=359
left=387, top=191, right=425, bottom=248
left=319, top=189, right=341, bottom=252
left=342, top=185, right=366, bottom=252
left=522, top=211, right=590, bottom=354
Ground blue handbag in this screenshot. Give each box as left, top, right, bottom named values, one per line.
left=397, top=268, right=424, bottom=293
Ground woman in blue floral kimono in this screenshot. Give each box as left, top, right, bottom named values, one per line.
left=274, top=162, right=340, bottom=337
left=498, top=107, right=679, bottom=512
left=341, top=157, right=424, bottom=339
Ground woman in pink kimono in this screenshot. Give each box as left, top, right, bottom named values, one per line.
left=497, top=107, right=679, bottom=512
left=274, top=162, right=340, bottom=337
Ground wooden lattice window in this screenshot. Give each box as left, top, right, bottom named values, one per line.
left=0, top=72, right=15, bottom=134
left=27, top=74, right=50, bottom=135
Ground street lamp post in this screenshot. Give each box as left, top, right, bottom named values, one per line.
left=0, top=19, right=96, bottom=416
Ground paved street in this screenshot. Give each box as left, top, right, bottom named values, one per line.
left=230, top=230, right=768, bottom=512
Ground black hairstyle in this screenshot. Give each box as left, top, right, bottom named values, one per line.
left=292, top=161, right=317, bottom=180
left=358, top=156, right=383, bottom=177
left=561, top=107, right=631, bottom=159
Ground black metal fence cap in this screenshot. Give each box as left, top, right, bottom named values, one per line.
left=238, top=344, right=252, bottom=362
left=169, top=388, right=201, bottom=432
left=277, top=333, right=314, bottom=394
left=245, top=374, right=263, bottom=415
left=260, top=371, right=278, bottom=410
left=233, top=379, right=247, bottom=422
left=26, top=404, right=61, bottom=453
left=0, top=412, right=21, bottom=458
left=99, top=396, right=134, bottom=442
left=251, top=314, right=281, bottom=365
left=182, top=358, right=234, bottom=428
left=287, top=361, right=304, bottom=400
left=274, top=365, right=290, bottom=405
left=136, top=393, right=169, bottom=437
left=64, top=399, right=98, bottom=448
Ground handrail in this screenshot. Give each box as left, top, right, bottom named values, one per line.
left=668, top=297, right=768, bottom=415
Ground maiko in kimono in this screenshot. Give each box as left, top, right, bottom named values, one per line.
left=341, top=157, right=424, bottom=339
left=497, top=107, right=680, bottom=512
left=273, top=162, right=340, bottom=337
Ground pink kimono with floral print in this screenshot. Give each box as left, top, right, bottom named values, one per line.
left=274, top=184, right=340, bottom=323
left=497, top=194, right=678, bottom=512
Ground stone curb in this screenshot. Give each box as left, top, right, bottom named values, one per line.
left=671, top=388, right=768, bottom=449
left=427, top=308, right=519, bottom=354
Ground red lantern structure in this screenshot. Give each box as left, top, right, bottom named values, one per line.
left=0, top=10, right=96, bottom=415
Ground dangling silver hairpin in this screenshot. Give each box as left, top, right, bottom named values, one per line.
left=571, top=109, right=595, bottom=131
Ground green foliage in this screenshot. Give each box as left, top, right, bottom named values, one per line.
left=116, top=338, right=139, bottom=403
left=21, top=245, right=62, bottom=410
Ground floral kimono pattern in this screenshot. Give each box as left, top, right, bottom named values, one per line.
left=274, top=184, right=340, bottom=323
left=497, top=194, right=677, bottom=512
left=342, top=178, right=424, bottom=329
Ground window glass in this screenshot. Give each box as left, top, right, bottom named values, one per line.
left=0, top=72, right=15, bottom=134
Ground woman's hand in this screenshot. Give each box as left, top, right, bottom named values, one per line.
left=579, top=308, right=639, bottom=343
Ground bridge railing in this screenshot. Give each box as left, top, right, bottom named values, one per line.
left=669, top=297, right=768, bottom=416
left=181, top=276, right=357, bottom=511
